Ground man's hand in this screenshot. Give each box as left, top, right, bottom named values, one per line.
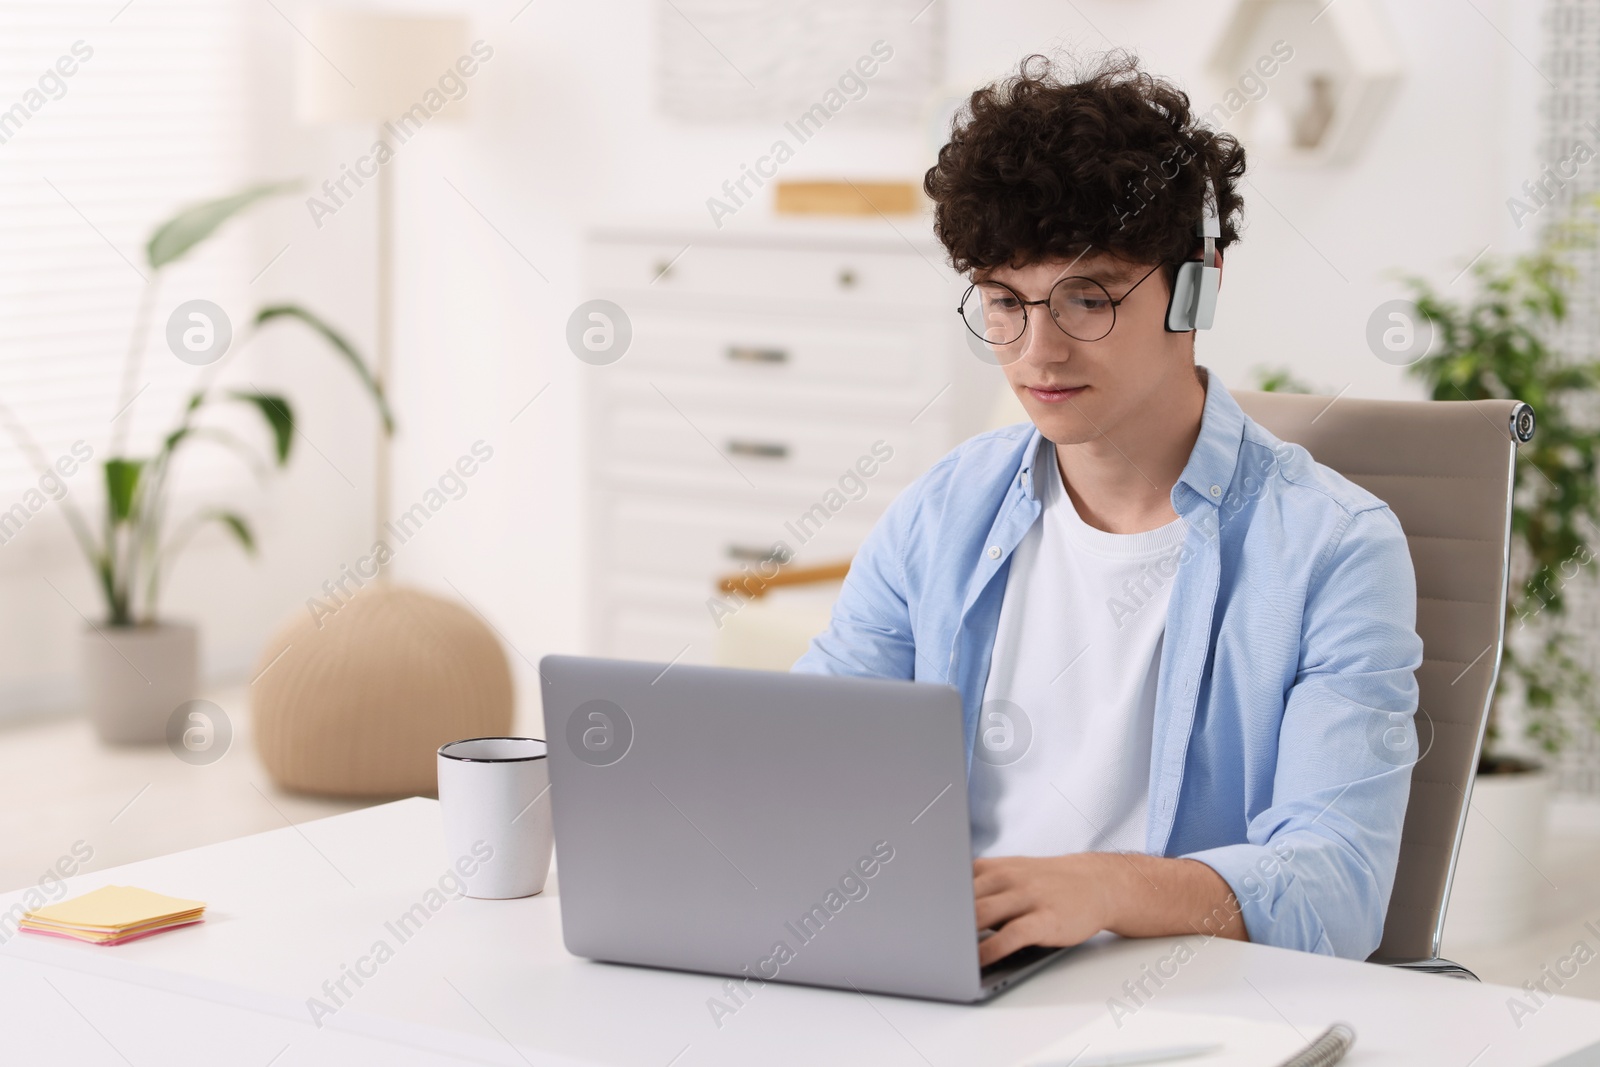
left=973, top=854, right=1116, bottom=966
left=973, top=853, right=1247, bottom=968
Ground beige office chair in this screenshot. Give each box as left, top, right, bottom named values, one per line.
left=716, top=389, right=1532, bottom=978
left=1234, top=390, right=1533, bottom=978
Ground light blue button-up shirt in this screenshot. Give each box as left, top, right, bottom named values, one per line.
left=793, top=373, right=1423, bottom=960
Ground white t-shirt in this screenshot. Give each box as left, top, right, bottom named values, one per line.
left=968, top=441, right=1185, bottom=858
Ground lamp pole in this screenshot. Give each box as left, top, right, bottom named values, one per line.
left=375, top=128, right=394, bottom=580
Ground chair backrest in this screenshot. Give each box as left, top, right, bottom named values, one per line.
left=1233, top=390, right=1531, bottom=962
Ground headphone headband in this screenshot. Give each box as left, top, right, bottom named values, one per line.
left=1197, top=175, right=1220, bottom=240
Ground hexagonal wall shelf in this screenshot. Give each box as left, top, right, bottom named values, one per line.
left=1203, top=0, right=1404, bottom=165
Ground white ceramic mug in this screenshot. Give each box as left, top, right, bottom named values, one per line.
left=436, top=737, right=553, bottom=899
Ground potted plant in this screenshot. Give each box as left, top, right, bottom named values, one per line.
left=2, top=183, right=393, bottom=743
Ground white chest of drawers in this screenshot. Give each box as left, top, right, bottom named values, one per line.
left=582, top=220, right=992, bottom=666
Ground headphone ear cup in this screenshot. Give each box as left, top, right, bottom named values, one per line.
left=1165, top=261, right=1202, bottom=332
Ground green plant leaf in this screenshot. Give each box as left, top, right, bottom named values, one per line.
left=1252, top=366, right=1315, bottom=394
left=200, top=510, right=256, bottom=555
left=163, top=425, right=270, bottom=480
left=104, top=459, right=144, bottom=524
left=254, top=304, right=395, bottom=433
left=146, top=181, right=299, bottom=270
left=228, top=392, right=294, bottom=465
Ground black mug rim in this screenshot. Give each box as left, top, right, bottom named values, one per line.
left=438, top=736, right=549, bottom=763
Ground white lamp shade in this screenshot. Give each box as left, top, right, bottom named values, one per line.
left=296, top=9, right=473, bottom=125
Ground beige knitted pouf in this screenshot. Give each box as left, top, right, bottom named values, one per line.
left=252, top=584, right=513, bottom=797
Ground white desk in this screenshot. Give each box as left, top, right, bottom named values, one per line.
left=3, top=798, right=1597, bottom=1066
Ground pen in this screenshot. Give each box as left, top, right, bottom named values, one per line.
left=1033, top=1042, right=1222, bottom=1066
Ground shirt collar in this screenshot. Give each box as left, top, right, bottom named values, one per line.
left=1009, top=366, right=1245, bottom=511
left=1016, top=427, right=1046, bottom=502
left=1173, top=367, right=1246, bottom=512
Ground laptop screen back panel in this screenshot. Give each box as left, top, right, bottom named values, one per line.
left=543, top=656, right=985, bottom=1002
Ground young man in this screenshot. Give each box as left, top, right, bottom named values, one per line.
left=793, top=54, right=1422, bottom=963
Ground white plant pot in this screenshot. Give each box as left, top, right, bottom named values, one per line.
left=1441, top=766, right=1553, bottom=948
left=79, top=620, right=199, bottom=744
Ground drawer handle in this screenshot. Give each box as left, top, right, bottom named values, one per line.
left=726, top=439, right=789, bottom=459
left=726, top=345, right=788, bottom=364
left=726, top=543, right=792, bottom=565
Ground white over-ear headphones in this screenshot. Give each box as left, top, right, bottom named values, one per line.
left=1164, top=174, right=1221, bottom=332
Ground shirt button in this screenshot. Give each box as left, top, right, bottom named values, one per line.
left=987, top=545, right=1001, bottom=560
left=1209, top=484, right=1222, bottom=497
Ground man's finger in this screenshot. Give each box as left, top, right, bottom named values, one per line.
left=973, top=889, right=1030, bottom=932
left=977, top=916, right=1043, bottom=968
left=972, top=862, right=1020, bottom=897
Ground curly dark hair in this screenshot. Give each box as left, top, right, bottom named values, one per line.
left=924, top=51, right=1246, bottom=278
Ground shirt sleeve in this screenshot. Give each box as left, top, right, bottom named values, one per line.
left=791, top=479, right=921, bottom=681
left=1181, top=504, right=1424, bottom=959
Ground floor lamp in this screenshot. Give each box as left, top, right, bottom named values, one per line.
left=295, top=9, right=471, bottom=570
left=255, top=12, right=515, bottom=800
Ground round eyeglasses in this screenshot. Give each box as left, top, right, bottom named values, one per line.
left=957, top=262, right=1164, bottom=346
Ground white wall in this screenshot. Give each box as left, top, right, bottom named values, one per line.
left=0, top=0, right=1549, bottom=728
left=371, top=0, right=1546, bottom=729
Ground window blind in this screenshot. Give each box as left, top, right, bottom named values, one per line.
left=1539, top=0, right=1600, bottom=797
left=0, top=0, right=251, bottom=505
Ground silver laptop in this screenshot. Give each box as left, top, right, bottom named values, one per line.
left=540, top=654, right=1073, bottom=1003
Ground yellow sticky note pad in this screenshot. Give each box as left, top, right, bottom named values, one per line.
left=26, top=886, right=206, bottom=933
